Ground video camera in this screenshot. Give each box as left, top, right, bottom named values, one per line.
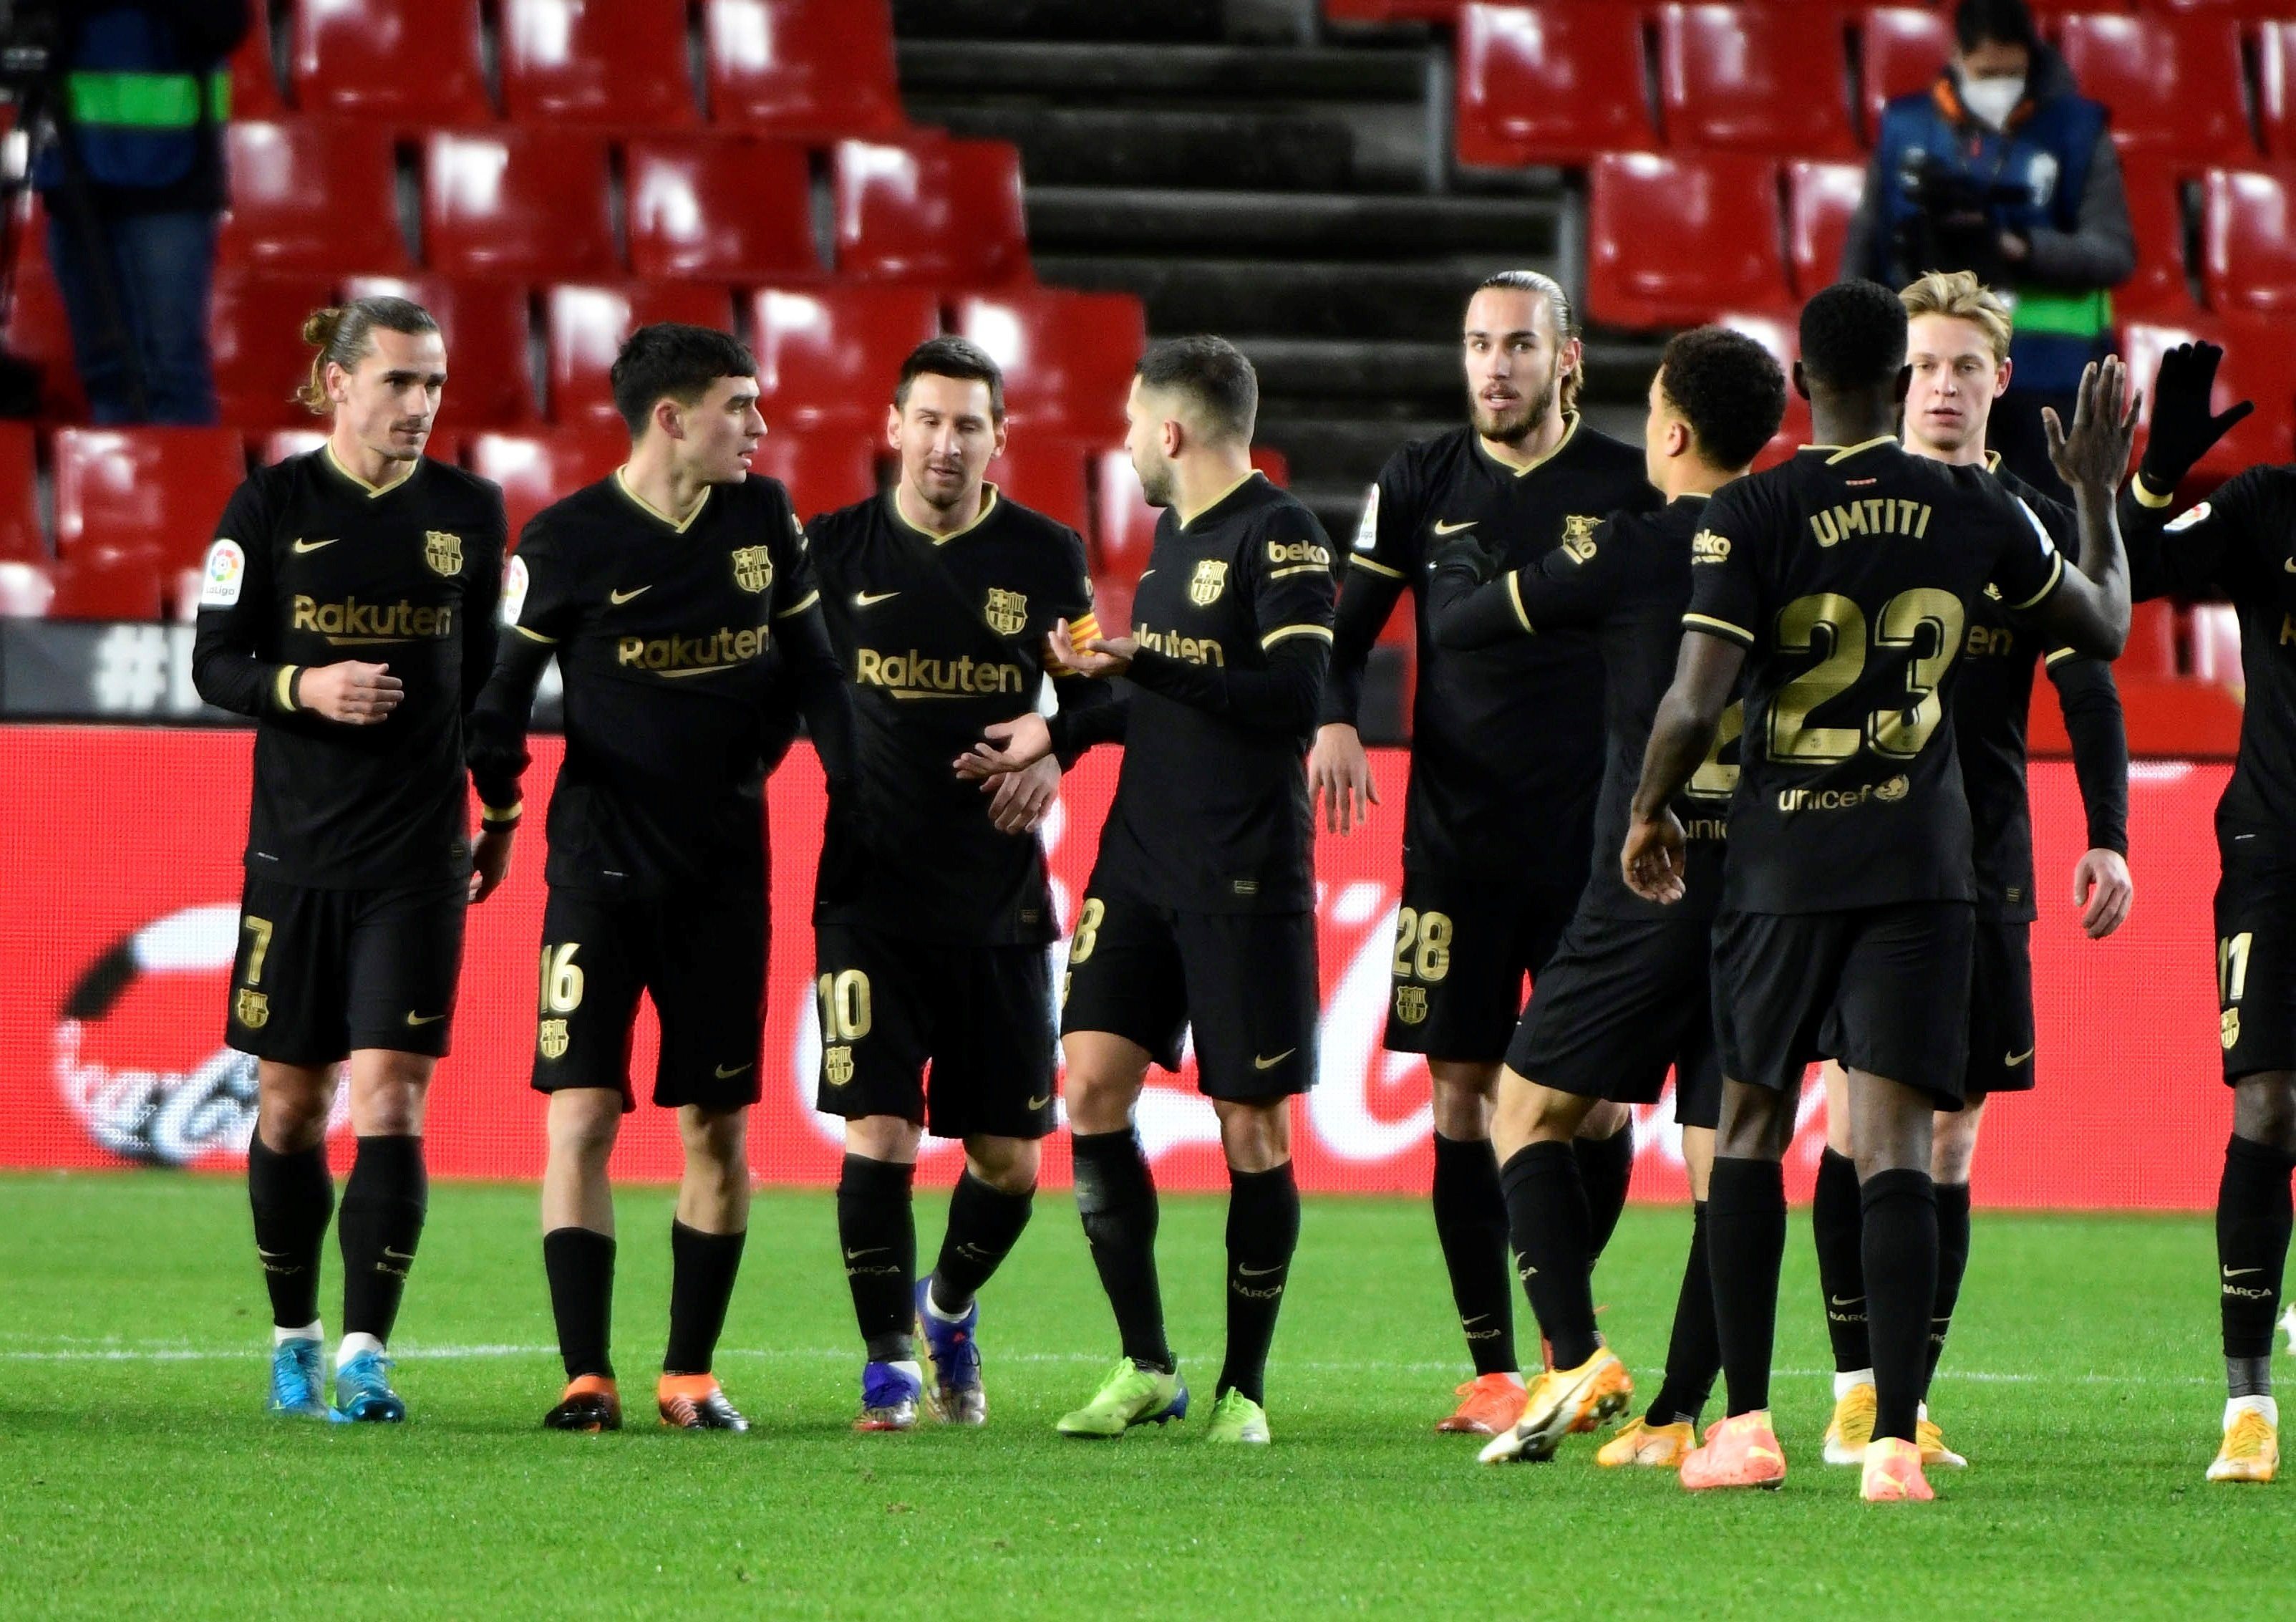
left=1891, top=151, right=2034, bottom=290
left=0, top=0, right=61, bottom=87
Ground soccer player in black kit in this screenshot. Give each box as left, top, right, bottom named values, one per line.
left=469, top=324, right=853, bottom=1434
left=1411, top=327, right=1786, bottom=1468
left=1309, top=271, right=1659, bottom=1436
left=1625, top=281, right=2132, bottom=1502
left=193, top=297, right=509, bottom=1423
left=962, top=337, right=1336, bottom=1445
left=2119, top=339, right=2296, bottom=1483
left=1809, top=271, right=2132, bottom=1473
left=805, top=337, right=1111, bottom=1432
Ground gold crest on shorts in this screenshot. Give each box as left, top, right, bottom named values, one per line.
left=1188, top=559, right=1229, bottom=607
left=2222, top=1008, right=2242, bottom=1051
left=234, top=990, right=269, bottom=1030
left=1394, top=985, right=1428, bottom=1025
left=732, top=546, right=773, bottom=594
left=538, top=1018, right=569, bottom=1060
left=984, top=587, right=1028, bottom=637
left=424, top=531, right=463, bottom=576
left=824, top=1045, right=855, bottom=1086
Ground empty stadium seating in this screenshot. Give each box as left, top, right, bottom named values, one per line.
left=955, top=290, right=1147, bottom=435
left=1784, top=159, right=1866, bottom=299
left=1588, top=153, right=1786, bottom=329
left=1717, top=309, right=1811, bottom=466
left=833, top=137, right=1031, bottom=286
left=2264, top=22, right=2296, bottom=162
left=546, top=284, right=740, bottom=426
left=218, top=121, right=410, bottom=274
left=1657, top=5, right=1859, bottom=158
left=468, top=428, right=629, bottom=539
left=985, top=438, right=1093, bottom=537
left=2202, top=166, right=2296, bottom=316
left=500, top=0, right=697, bottom=129
left=5, top=260, right=87, bottom=422
left=750, top=286, right=942, bottom=430
left=0, top=425, right=40, bottom=564
left=626, top=137, right=821, bottom=282
left=423, top=130, right=618, bottom=281
left=2052, top=13, right=2251, bottom=165
left=291, top=0, right=493, bottom=124
left=1090, top=448, right=1158, bottom=590
left=341, top=276, right=538, bottom=428
left=703, top=0, right=904, bottom=136
left=228, top=14, right=288, bottom=119
left=52, top=429, right=249, bottom=573
left=1857, top=7, right=1955, bottom=142
left=2119, top=159, right=2197, bottom=318
left=0, top=561, right=55, bottom=617
left=2189, top=601, right=2242, bottom=686
left=751, top=430, right=881, bottom=522
left=1455, top=3, right=1655, bottom=168
left=47, top=544, right=168, bottom=622
left=210, top=271, right=337, bottom=425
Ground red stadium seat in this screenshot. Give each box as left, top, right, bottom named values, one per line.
left=0, top=560, right=55, bottom=617
left=2123, top=315, right=2296, bottom=479
left=468, top=428, right=629, bottom=540
left=1325, top=0, right=1468, bottom=19
left=291, top=0, right=492, bottom=124
left=1251, top=445, right=1290, bottom=486
left=1718, top=309, right=1810, bottom=467
left=703, top=0, right=904, bottom=136
left=754, top=429, right=879, bottom=521
left=0, top=423, right=42, bottom=562
left=986, top=437, right=1093, bottom=536
left=500, top=0, right=697, bottom=128
left=955, top=290, right=1145, bottom=436
left=2189, top=601, right=2242, bottom=685
left=340, top=276, right=536, bottom=429
left=218, top=121, right=410, bottom=274
left=423, top=130, right=618, bottom=281
left=750, top=285, right=941, bottom=430
left=1784, top=159, right=1866, bottom=298
left=2117, top=158, right=2195, bottom=319
left=47, top=545, right=165, bottom=621
left=1091, top=448, right=1158, bottom=588
left=833, top=137, right=1031, bottom=286
left=1454, top=2, right=1656, bottom=168
left=229, top=14, right=289, bottom=117
left=52, top=428, right=249, bottom=572
left=2201, top=166, right=2296, bottom=316
left=545, top=283, right=739, bottom=427
left=1657, top=5, right=1859, bottom=158
left=626, top=137, right=820, bottom=282
left=1588, top=153, right=1786, bottom=330
left=2264, top=22, right=2296, bottom=162
left=1858, top=7, right=1954, bottom=143
left=210, top=271, right=336, bottom=426
left=2052, top=14, right=2251, bottom=165
left=4, top=259, right=87, bottom=421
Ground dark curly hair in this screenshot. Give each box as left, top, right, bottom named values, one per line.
left=610, top=322, right=757, bottom=437
left=1658, top=328, right=1788, bottom=470
left=1797, top=281, right=1909, bottom=392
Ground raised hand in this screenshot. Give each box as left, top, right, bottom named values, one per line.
left=2043, top=357, right=2139, bottom=495
left=2137, top=342, right=2252, bottom=493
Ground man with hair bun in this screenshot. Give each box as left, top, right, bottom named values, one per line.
left=193, top=296, right=510, bottom=1424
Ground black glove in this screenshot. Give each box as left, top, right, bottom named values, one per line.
left=1427, top=525, right=1503, bottom=586
left=2138, top=342, right=2252, bottom=493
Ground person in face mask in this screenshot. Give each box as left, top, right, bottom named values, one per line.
left=1841, top=0, right=2134, bottom=503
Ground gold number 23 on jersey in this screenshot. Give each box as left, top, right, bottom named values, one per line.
left=1768, top=589, right=1965, bottom=765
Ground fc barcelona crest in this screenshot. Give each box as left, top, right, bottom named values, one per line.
left=235, top=990, right=270, bottom=1030
left=825, top=1045, right=856, bottom=1086
left=1394, top=985, right=1428, bottom=1026
left=424, top=531, right=463, bottom=576
left=732, top=546, right=773, bottom=594
left=984, top=587, right=1028, bottom=637
left=1559, top=514, right=1600, bottom=564
left=1188, top=559, right=1229, bottom=607
left=538, top=1018, right=570, bottom=1060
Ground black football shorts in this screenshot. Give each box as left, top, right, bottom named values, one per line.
left=529, top=882, right=767, bottom=1113
left=226, top=872, right=467, bottom=1066
left=1383, top=871, right=1584, bottom=1063
left=811, top=923, right=1057, bottom=1140
left=1964, top=920, right=2038, bottom=1097
left=1711, top=902, right=1976, bottom=1108
left=2216, top=837, right=2296, bottom=1083
left=1059, top=889, right=1318, bottom=1101
left=1506, top=908, right=1723, bottom=1129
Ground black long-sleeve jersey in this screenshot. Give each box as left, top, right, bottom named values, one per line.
left=1056, top=472, right=1337, bottom=914
left=192, top=446, right=506, bottom=889
left=2125, top=463, right=2296, bottom=852
left=1954, top=459, right=2129, bottom=922
left=1322, top=417, right=1660, bottom=887
left=1426, top=493, right=1735, bottom=922
left=468, top=470, right=851, bottom=897
left=1685, top=439, right=2067, bottom=915
left=807, top=487, right=1113, bottom=945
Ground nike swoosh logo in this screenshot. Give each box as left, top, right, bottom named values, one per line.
left=1253, top=1049, right=1297, bottom=1071
left=382, top=1247, right=417, bottom=1264
left=1027, top=1094, right=1051, bottom=1111
left=845, top=1247, right=885, bottom=1261
left=405, top=1011, right=445, bottom=1027
left=256, top=1248, right=291, bottom=1261
left=1238, top=1264, right=1286, bottom=1278
left=2224, top=1266, right=2265, bottom=1278
left=1431, top=519, right=1478, bottom=536
left=715, top=1062, right=753, bottom=1079
left=609, top=586, right=651, bottom=605
left=1461, top=1313, right=1489, bottom=1327
left=291, top=538, right=336, bottom=554
left=1828, top=1295, right=1864, bottom=1308
left=2003, top=1046, right=2035, bottom=1066
left=854, top=590, right=901, bottom=607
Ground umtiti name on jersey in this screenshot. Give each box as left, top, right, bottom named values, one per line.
left=291, top=595, right=455, bottom=641
left=1809, top=498, right=1935, bottom=546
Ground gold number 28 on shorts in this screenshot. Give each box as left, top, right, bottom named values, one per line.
left=1392, top=907, right=1453, bottom=983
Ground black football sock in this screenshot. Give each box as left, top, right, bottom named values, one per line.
left=1706, top=1156, right=1787, bottom=1417
left=2217, top=1133, right=2296, bottom=1396
left=1811, top=1146, right=1870, bottom=1376
left=930, top=1170, right=1035, bottom=1316
left=248, top=1134, right=334, bottom=1330
left=1498, top=1141, right=1600, bottom=1370
left=1217, top=1161, right=1301, bottom=1404
left=543, top=1227, right=616, bottom=1381
left=1575, top=1120, right=1635, bottom=1265
left=836, top=1154, right=916, bottom=1363
left=664, top=1220, right=746, bottom=1376
left=1070, top=1128, right=1172, bottom=1373
left=1430, top=1131, right=1517, bottom=1376
left=338, top=1134, right=427, bottom=1343
left=1645, top=1200, right=1720, bottom=1427
left=1926, top=1181, right=1972, bottom=1391
left=1861, top=1167, right=1938, bottom=1446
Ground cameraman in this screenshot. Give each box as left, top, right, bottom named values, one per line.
left=31, top=1, right=249, bottom=424
left=1841, top=0, right=2133, bottom=500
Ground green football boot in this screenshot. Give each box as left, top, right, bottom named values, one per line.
left=1055, top=1358, right=1189, bottom=1439
left=1204, top=1388, right=1271, bottom=1445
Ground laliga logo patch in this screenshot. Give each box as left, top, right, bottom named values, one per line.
left=2166, top=502, right=2212, bottom=535
left=200, top=539, right=246, bottom=609
left=501, top=554, right=531, bottom=627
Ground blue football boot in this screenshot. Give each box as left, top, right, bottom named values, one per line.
left=266, top=1337, right=340, bottom=1421
left=916, top=1276, right=987, bottom=1426
left=334, top=1348, right=407, bottom=1423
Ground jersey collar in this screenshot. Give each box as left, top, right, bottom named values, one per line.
left=1801, top=436, right=1900, bottom=465
left=1476, top=411, right=1581, bottom=478
left=324, top=443, right=422, bottom=499
left=1178, top=469, right=1264, bottom=531
left=890, top=482, right=1000, bottom=545
left=613, top=467, right=712, bottom=533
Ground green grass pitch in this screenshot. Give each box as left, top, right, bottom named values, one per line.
left=0, top=1172, right=2277, bottom=1618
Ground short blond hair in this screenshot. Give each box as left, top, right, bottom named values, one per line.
left=1898, top=269, right=2013, bottom=365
